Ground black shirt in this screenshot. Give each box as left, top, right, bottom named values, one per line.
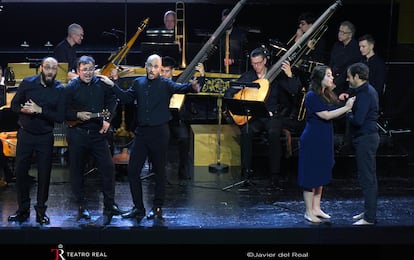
left=112, top=76, right=196, bottom=128
left=11, top=75, right=65, bottom=134
left=65, top=76, right=118, bottom=131
left=329, top=38, right=363, bottom=94
left=362, top=54, right=386, bottom=97
left=54, top=39, right=78, bottom=72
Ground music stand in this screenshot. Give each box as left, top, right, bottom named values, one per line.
left=222, top=95, right=269, bottom=191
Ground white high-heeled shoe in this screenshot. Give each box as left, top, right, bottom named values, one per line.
left=352, top=219, right=374, bottom=225
left=315, top=210, right=331, bottom=219
left=352, top=212, right=364, bottom=221
left=304, top=213, right=322, bottom=223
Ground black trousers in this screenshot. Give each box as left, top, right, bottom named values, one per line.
left=66, top=127, right=116, bottom=209
left=15, top=128, right=54, bottom=211
left=240, top=116, right=283, bottom=178
left=127, top=124, right=169, bottom=210
left=0, top=142, right=14, bottom=181
left=169, top=121, right=190, bottom=179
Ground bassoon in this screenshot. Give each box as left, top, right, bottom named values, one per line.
left=176, top=0, right=247, bottom=83
left=100, top=17, right=150, bottom=77
left=231, top=0, right=342, bottom=125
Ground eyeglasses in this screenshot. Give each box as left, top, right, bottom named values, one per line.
left=251, top=59, right=264, bottom=66
left=338, top=30, right=351, bottom=35
left=80, top=67, right=95, bottom=73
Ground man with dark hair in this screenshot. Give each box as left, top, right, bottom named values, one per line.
left=295, top=12, right=329, bottom=64
left=64, top=55, right=125, bottom=225
left=8, top=57, right=65, bottom=225
left=345, top=62, right=380, bottom=225
left=225, top=47, right=301, bottom=187
left=161, top=56, right=205, bottom=182
left=358, top=34, right=386, bottom=109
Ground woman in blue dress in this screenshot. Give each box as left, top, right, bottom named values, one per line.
left=298, top=65, right=355, bottom=223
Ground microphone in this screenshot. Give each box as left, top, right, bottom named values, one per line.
left=102, top=31, right=119, bottom=39
left=111, top=28, right=125, bottom=35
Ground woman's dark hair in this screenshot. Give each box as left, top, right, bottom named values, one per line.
left=309, top=65, right=339, bottom=105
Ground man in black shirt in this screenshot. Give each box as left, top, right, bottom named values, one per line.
left=54, top=23, right=84, bottom=81
left=161, top=56, right=205, bottom=182
left=224, top=47, right=301, bottom=187
left=329, top=21, right=362, bottom=96
left=112, top=54, right=201, bottom=221
left=358, top=34, right=386, bottom=110
left=8, top=57, right=65, bottom=225
left=64, top=55, right=125, bottom=225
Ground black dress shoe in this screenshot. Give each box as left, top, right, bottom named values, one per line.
left=36, top=213, right=50, bottom=225
left=8, top=210, right=30, bottom=223
left=102, top=212, right=113, bottom=226
left=121, top=207, right=146, bottom=219
left=146, top=207, right=163, bottom=220
left=77, top=206, right=91, bottom=220
left=104, top=204, right=126, bottom=216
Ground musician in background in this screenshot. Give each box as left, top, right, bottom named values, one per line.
left=224, top=47, right=301, bottom=188
left=329, top=21, right=362, bottom=151
left=161, top=56, right=205, bottom=183
left=163, top=10, right=185, bottom=62
left=329, top=21, right=362, bottom=96
left=163, top=10, right=176, bottom=30
left=208, top=8, right=248, bottom=75
left=294, top=12, right=329, bottom=64
left=54, top=23, right=84, bottom=81
left=358, top=34, right=386, bottom=110
left=64, top=55, right=125, bottom=225
left=8, top=57, right=65, bottom=225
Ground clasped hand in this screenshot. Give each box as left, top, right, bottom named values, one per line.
left=21, top=99, right=41, bottom=114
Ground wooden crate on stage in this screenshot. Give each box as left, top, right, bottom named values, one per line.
left=190, top=124, right=240, bottom=167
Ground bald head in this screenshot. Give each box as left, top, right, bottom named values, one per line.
left=42, top=57, right=58, bottom=66
left=147, top=54, right=162, bottom=64
left=145, top=54, right=162, bottom=80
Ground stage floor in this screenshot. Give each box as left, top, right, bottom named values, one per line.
left=0, top=155, right=413, bottom=258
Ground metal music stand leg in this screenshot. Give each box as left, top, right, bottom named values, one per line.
left=222, top=170, right=255, bottom=191
left=222, top=116, right=255, bottom=191
left=209, top=83, right=229, bottom=174
left=221, top=92, right=268, bottom=191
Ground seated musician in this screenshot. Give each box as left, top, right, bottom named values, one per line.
left=161, top=56, right=205, bottom=182
left=224, top=47, right=301, bottom=188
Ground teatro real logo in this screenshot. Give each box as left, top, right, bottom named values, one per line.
left=51, top=244, right=108, bottom=260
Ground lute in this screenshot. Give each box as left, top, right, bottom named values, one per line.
left=66, top=109, right=111, bottom=127
left=230, top=0, right=342, bottom=126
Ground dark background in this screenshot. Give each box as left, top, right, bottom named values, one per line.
left=1, top=0, right=413, bottom=160
left=0, top=1, right=402, bottom=65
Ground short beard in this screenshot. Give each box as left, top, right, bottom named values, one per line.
left=41, top=72, right=56, bottom=87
